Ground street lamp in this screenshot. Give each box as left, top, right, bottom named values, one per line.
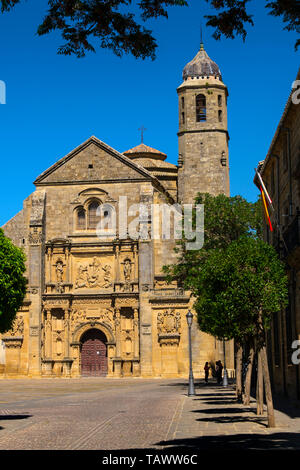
left=223, top=339, right=229, bottom=387
left=186, top=310, right=196, bottom=396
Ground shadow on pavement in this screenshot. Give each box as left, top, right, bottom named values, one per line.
left=0, top=414, right=32, bottom=421
left=191, top=407, right=250, bottom=414
left=200, top=400, right=237, bottom=405
left=272, top=395, right=300, bottom=419
left=155, top=432, right=300, bottom=450
left=195, top=415, right=267, bottom=426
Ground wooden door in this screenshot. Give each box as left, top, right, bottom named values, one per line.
left=81, top=329, right=108, bottom=377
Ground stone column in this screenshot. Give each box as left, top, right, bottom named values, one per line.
left=28, top=190, right=46, bottom=377
left=139, top=185, right=154, bottom=377
left=45, top=310, right=52, bottom=359
left=115, top=245, right=120, bottom=283
left=65, top=247, right=70, bottom=283
left=70, top=342, right=81, bottom=377
left=133, top=244, right=138, bottom=281
left=115, top=308, right=121, bottom=358
left=114, top=308, right=122, bottom=377
left=64, top=309, right=70, bottom=358
left=133, top=308, right=140, bottom=376
left=133, top=308, right=139, bottom=359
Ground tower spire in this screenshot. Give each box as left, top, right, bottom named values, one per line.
left=200, top=26, right=204, bottom=50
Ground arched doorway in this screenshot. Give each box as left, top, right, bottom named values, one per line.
left=80, top=329, right=108, bottom=377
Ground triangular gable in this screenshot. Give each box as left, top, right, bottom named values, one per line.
left=34, top=136, right=156, bottom=185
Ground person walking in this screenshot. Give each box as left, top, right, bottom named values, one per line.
left=204, top=362, right=210, bottom=384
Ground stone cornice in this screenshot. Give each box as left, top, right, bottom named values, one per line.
left=177, top=129, right=229, bottom=138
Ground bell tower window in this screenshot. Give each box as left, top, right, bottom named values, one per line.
left=196, top=94, right=206, bottom=122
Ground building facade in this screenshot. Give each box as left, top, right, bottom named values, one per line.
left=0, top=45, right=234, bottom=378
left=256, top=68, right=300, bottom=401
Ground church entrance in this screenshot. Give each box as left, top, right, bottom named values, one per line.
left=80, top=329, right=108, bottom=377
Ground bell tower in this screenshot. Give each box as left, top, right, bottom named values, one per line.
left=177, top=43, right=230, bottom=204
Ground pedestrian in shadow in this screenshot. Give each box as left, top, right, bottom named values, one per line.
left=216, top=360, right=223, bottom=384
left=204, top=362, right=210, bottom=384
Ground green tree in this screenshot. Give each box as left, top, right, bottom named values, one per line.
left=193, top=237, right=288, bottom=427
left=164, top=193, right=263, bottom=401
left=0, top=0, right=298, bottom=59
left=164, top=193, right=288, bottom=426
left=0, top=228, right=27, bottom=333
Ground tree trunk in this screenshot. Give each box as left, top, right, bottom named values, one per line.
left=243, top=346, right=254, bottom=406
left=236, top=344, right=243, bottom=402
left=257, top=308, right=275, bottom=427
left=261, top=344, right=276, bottom=427
left=256, top=349, right=264, bottom=415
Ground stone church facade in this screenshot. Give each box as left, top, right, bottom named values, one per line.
left=0, top=44, right=234, bottom=378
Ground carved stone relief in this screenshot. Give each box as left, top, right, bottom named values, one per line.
left=157, top=309, right=181, bottom=335
left=30, top=190, right=46, bottom=226
left=75, top=257, right=112, bottom=289
left=4, top=316, right=24, bottom=337
left=29, top=229, right=44, bottom=245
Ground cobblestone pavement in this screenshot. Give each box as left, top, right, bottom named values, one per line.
left=0, top=377, right=299, bottom=451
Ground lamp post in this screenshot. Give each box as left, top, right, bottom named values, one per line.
left=186, top=310, right=196, bottom=396
left=223, top=339, right=229, bottom=387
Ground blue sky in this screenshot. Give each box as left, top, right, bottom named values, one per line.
left=0, top=0, right=299, bottom=226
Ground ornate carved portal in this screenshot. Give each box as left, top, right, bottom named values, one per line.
left=41, top=302, right=140, bottom=377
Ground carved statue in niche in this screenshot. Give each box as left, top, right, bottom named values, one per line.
left=56, top=260, right=64, bottom=283
left=55, top=259, right=65, bottom=293
left=157, top=310, right=181, bottom=335
left=123, top=259, right=132, bottom=282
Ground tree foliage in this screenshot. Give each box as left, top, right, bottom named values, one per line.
left=163, top=193, right=263, bottom=288
left=0, top=0, right=298, bottom=59
left=193, top=237, right=288, bottom=343
left=205, top=0, right=299, bottom=50
left=0, top=228, right=27, bottom=333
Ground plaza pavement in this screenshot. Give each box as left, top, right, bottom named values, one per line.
left=0, top=377, right=299, bottom=451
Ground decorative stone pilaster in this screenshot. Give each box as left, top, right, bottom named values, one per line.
left=115, top=308, right=121, bottom=358
left=44, top=310, right=52, bottom=359
left=64, top=309, right=70, bottom=359
left=133, top=308, right=140, bottom=359
left=70, top=342, right=81, bottom=377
